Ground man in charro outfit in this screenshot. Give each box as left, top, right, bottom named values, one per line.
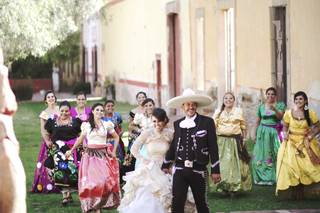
left=162, top=88, right=221, bottom=213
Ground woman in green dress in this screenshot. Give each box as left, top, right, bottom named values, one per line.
left=211, top=92, right=252, bottom=196
left=252, top=87, right=286, bottom=185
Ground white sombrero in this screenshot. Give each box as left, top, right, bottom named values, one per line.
left=166, top=88, right=213, bottom=108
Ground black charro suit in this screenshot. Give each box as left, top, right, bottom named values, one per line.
left=162, top=113, right=220, bottom=213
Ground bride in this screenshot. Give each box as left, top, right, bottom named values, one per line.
left=118, top=108, right=196, bottom=213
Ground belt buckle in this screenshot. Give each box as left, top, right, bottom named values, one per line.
left=184, top=160, right=193, bottom=168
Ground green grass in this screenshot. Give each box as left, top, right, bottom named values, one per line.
left=14, top=101, right=320, bottom=212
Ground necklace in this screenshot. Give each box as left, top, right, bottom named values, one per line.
left=57, top=117, right=71, bottom=126
left=292, top=109, right=304, bottom=120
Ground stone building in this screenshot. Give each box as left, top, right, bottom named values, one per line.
left=82, top=0, right=320, bottom=137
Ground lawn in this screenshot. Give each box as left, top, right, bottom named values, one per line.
left=14, top=101, right=320, bottom=212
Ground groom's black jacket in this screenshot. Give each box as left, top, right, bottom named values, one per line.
left=162, top=113, right=220, bottom=174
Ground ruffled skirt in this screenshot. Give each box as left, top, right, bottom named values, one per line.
left=79, top=145, right=120, bottom=212
left=252, top=125, right=281, bottom=185
left=118, top=161, right=171, bottom=213
left=210, top=136, right=252, bottom=192
left=118, top=161, right=197, bottom=213
left=31, top=140, right=59, bottom=193
left=276, top=136, right=320, bottom=198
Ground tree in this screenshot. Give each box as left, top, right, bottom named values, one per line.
left=0, top=0, right=103, bottom=61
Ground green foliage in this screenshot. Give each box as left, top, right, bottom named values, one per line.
left=10, top=55, right=52, bottom=79
left=0, top=0, right=104, bottom=61
left=45, top=32, right=80, bottom=64
left=73, top=82, right=91, bottom=95
left=12, top=84, right=33, bottom=101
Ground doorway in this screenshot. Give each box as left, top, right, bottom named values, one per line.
left=271, top=7, right=287, bottom=103
left=167, top=13, right=181, bottom=99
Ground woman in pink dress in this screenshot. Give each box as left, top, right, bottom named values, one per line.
left=31, top=90, right=60, bottom=193
left=67, top=103, right=120, bottom=213
left=70, top=91, right=91, bottom=121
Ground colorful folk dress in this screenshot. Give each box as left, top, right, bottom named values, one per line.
left=211, top=107, right=252, bottom=193
left=44, top=117, right=82, bottom=188
left=31, top=108, right=60, bottom=193
left=103, top=112, right=125, bottom=162
left=276, top=110, right=320, bottom=198
left=78, top=121, right=120, bottom=212
left=70, top=106, right=91, bottom=122
left=251, top=102, right=285, bottom=185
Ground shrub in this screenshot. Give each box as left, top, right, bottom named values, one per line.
left=10, top=55, right=52, bottom=79
left=12, top=84, right=33, bottom=101
left=73, top=82, right=91, bottom=95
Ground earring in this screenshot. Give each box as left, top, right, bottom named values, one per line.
left=304, top=104, right=309, bottom=110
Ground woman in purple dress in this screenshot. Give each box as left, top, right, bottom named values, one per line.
left=31, top=90, right=60, bottom=193
left=70, top=91, right=91, bottom=121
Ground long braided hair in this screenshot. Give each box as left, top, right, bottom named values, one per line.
left=294, top=91, right=311, bottom=126
left=217, top=92, right=235, bottom=118
left=88, top=103, right=104, bottom=132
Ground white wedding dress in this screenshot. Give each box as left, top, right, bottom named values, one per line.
left=118, top=127, right=196, bottom=213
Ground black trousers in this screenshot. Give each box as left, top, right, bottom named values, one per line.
left=172, top=169, right=209, bottom=213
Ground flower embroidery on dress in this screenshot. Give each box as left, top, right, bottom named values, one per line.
left=265, top=158, right=273, bottom=166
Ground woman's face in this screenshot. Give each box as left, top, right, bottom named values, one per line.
left=104, top=102, right=114, bottom=114
left=46, top=92, right=56, bottom=106
left=144, top=101, right=154, bottom=115
left=266, top=90, right=276, bottom=103
left=59, top=105, right=70, bottom=120
left=137, top=93, right=146, bottom=106
left=93, top=105, right=105, bottom=119
left=76, top=94, right=86, bottom=108
left=152, top=116, right=166, bottom=132
left=223, top=93, right=235, bottom=108
left=294, top=95, right=307, bottom=109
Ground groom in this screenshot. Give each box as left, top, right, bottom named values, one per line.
left=162, top=88, right=221, bottom=213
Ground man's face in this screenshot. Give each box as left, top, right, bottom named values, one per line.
left=182, top=102, right=197, bottom=117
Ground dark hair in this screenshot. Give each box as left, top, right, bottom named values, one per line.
left=88, top=103, right=104, bottom=132
left=76, top=91, right=87, bottom=99
left=217, top=92, right=235, bottom=118
left=152, top=108, right=169, bottom=124
left=59, top=100, right=71, bottom=109
left=136, top=91, right=147, bottom=99
left=266, top=87, right=277, bottom=95
left=142, top=98, right=155, bottom=107
left=43, top=90, right=57, bottom=102
left=104, top=100, right=115, bottom=106
left=294, top=91, right=311, bottom=126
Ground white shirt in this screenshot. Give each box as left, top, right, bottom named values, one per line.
left=179, top=114, right=197, bottom=129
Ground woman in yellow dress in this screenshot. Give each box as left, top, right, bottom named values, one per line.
left=211, top=92, right=252, bottom=196
left=276, top=91, right=320, bottom=199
